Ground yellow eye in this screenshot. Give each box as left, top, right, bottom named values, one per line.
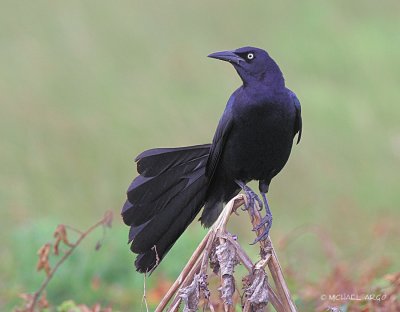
left=247, top=53, right=254, bottom=60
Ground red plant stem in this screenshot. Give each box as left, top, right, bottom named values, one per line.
left=29, top=218, right=106, bottom=312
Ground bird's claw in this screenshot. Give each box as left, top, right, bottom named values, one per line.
left=235, top=180, right=263, bottom=211
left=251, top=230, right=270, bottom=245
left=251, top=214, right=272, bottom=244
left=252, top=214, right=272, bottom=232
left=242, top=187, right=263, bottom=211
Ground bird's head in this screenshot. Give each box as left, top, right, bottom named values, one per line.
left=208, top=46, right=284, bottom=87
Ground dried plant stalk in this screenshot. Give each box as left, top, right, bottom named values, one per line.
left=21, top=211, right=113, bottom=312
left=155, top=231, right=213, bottom=312
left=245, top=198, right=297, bottom=312
left=155, top=194, right=297, bottom=312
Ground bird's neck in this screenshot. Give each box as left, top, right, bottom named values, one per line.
left=241, top=74, right=285, bottom=94
left=239, top=67, right=285, bottom=91
left=261, top=72, right=285, bottom=89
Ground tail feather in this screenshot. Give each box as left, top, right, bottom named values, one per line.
left=122, top=144, right=211, bottom=273
left=123, top=175, right=188, bottom=227
left=123, top=155, right=208, bottom=226
left=122, top=178, right=185, bottom=226
left=130, top=171, right=206, bottom=253
left=128, top=219, right=150, bottom=243
left=136, top=144, right=211, bottom=177
left=134, top=182, right=208, bottom=273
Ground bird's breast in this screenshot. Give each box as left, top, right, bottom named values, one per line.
left=222, top=99, right=295, bottom=181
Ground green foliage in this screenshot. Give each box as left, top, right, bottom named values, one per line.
left=56, top=299, right=120, bottom=312
left=57, top=300, right=79, bottom=312
left=1, top=0, right=399, bottom=310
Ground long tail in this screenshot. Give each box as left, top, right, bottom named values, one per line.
left=122, top=144, right=211, bottom=273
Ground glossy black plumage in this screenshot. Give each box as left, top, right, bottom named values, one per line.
left=122, top=47, right=302, bottom=273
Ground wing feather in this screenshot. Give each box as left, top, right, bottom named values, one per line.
left=288, top=90, right=302, bottom=144
left=205, top=95, right=235, bottom=179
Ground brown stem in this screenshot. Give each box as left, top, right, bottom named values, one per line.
left=248, top=199, right=297, bottom=312
left=157, top=194, right=296, bottom=312
left=224, top=234, right=284, bottom=312
left=267, top=242, right=297, bottom=312
left=28, top=217, right=108, bottom=312
left=155, top=230, right=213, bottom=312
left=167, top=257, right=202, bottom=312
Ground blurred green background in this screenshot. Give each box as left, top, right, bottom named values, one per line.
left=1, top=0, right=399, bottom=310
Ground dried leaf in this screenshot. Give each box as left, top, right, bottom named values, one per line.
left=53, top=224, right=73, bottom=255
left=209, top=240, right=220, bottom=275
left=199, top=273, right=210, bottom=301
left=38, top=291, right=49, bottom=309
left=17, top=292, right=34, bottom=311
left=179, top=273, right=201, bottom=312
left=244, top=269, right=269, bottom=312
left=95, top=240, right=102, bottom=251
left=216, top=241, right=238, bottom=276
left=216, top=240, right=239, bottom=306
left=37, top=243, right=52, bottom=276
left=218, top=276, right=235, bottom=306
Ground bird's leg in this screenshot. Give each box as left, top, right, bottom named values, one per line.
left=234, top=180, right=263, bottom=211
left=252, top=192, right=273, bottom=244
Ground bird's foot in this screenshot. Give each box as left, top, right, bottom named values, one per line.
left=253, top=213, right=272, bottom=231
left=251, top=192, right=273, bottom=244
left=252, top=214, right=273, bottom=244
left=234, top=180, right=263, bottom=211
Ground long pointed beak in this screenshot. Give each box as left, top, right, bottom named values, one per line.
left=208, top=50, right=244, bottom=65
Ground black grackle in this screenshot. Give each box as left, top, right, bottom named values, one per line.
left=122, top=47, right=302, bottom=273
